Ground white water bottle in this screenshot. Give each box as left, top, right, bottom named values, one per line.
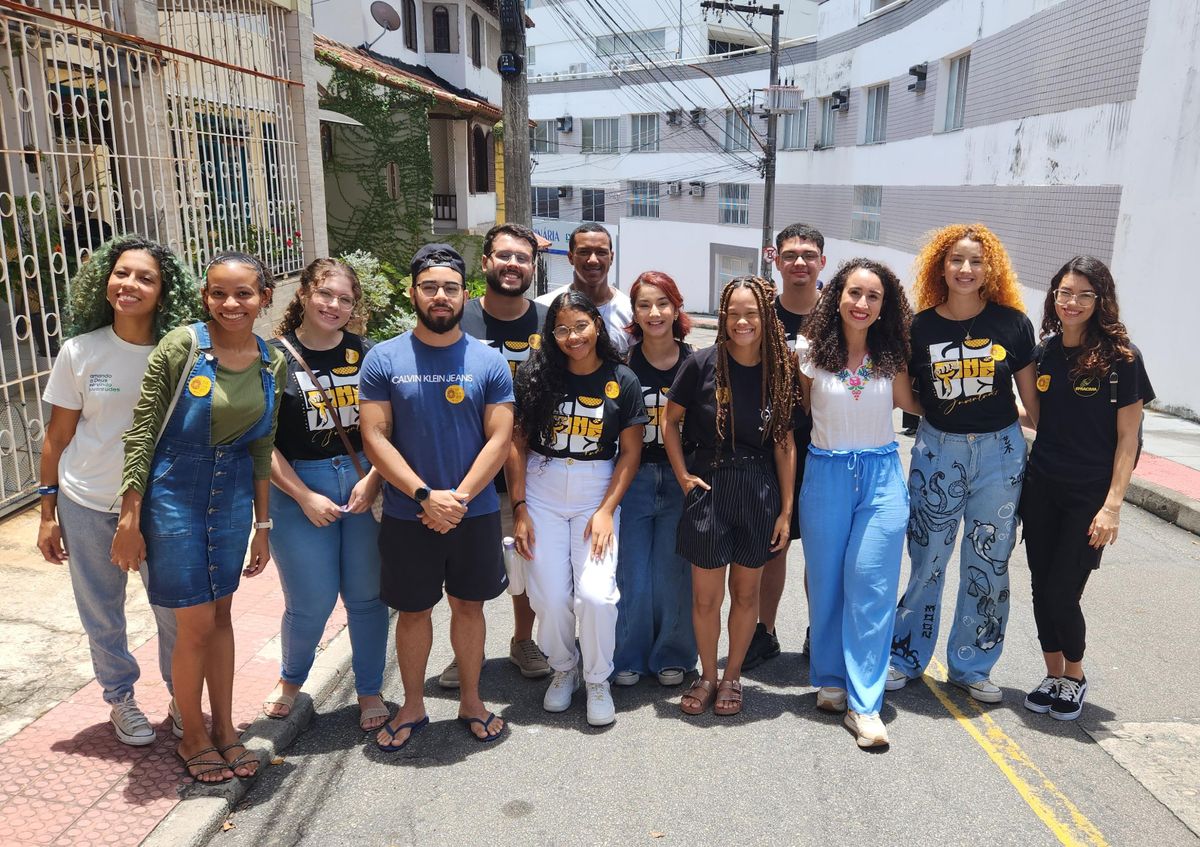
left=502, top=536, right=525, bottom=595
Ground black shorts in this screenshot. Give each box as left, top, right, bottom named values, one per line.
left=378, top=512, right=507, bottom=612
left=677, top=461, right=781, bottom=570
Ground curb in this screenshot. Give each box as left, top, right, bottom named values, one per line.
left=141, top=618, right=361, bottom=847
left=1123, top=476, right=1200, bottom=537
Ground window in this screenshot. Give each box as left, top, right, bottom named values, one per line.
left=472, top=126, right=488, bottom=193
left=531, top=186, right=559, bottom=218
left=724, top=109, right=752, bottom=152
left=709, top=38, right=752, bottom=55
left=386, top=162, right=400, bottom=201
left=582, top=188, right=605, bottom=222
left=818, top=98, right=836, bottom=148
left=581, top=117, right=619, bottom=153
left=595, top=29, right=666, bottom=57
left=718, top=184, right=750, bottom=225
left=530, top=122, right=558, bottom=153
left=630, top=114, right=659, bottom=152
left=432, top=5, right=451, bottom=53
left=470, top=14, right=482, bottom=68
left=781, top=105, right=808, bottom=150
left=851, top=185, right=882, bottom=243
left=945, top=52, right=970, bottom=131
left=527, top=45, right=537, bottom=67
left=864, top=84, right=888, bottom=144
left=629, top=180, right=660, bottom=218
left=403, top=0, right=417, bottom=50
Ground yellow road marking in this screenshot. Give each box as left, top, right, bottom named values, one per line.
left=923, top=658, right=1109, bottom=847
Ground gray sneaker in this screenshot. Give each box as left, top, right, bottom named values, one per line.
left=439, top=659, right=460, bottom=689
left=885, top=667, right=909, bottom=691
left=110, top=694, right=155, bottom=746
left=509, top=638, right=552, bottom=678
left=951, top=677, right=1003, bottom=704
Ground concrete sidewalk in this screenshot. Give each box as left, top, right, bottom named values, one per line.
left=1, top=400, right=1198, bottom=845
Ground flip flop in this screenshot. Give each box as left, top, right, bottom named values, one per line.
left=359, top=698, right=391, bottom=732
left=177, top=746, right=233, bottom=784
left=458, top=712, right=504, bottom=742
left=375, top=715, right=429, bottom=752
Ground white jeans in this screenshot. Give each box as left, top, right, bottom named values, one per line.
left=524, top=455, right=620, bottom=684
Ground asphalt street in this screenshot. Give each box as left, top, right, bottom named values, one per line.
left=209, top=464, right=1200, bottom=847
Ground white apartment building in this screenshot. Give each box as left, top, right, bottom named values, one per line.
left=528, top=0, right=1200, bottom=417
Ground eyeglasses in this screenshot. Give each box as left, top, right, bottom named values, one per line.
left=311, top=288, right=355, bottom=310
left=552, top=320, right=595, bottom=340
left=1053, top=289, right=1098, bottom=307
left=779, top=250, right=822, bottom=264
left=489, top=251, right=533, bottom=266
left=415, top=281, right=464, bottom=297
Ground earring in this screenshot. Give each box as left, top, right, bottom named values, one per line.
left=157, top=301, right=165, bottom=312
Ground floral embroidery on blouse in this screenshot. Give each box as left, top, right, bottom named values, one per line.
left=836, top=355, right=873, bottom=401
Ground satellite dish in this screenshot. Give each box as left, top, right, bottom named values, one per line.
left=370, top=1, right=402, bottom=32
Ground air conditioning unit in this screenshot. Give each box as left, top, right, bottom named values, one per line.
left=688, top=181, right=706, bottom=197
left=556, top=116, right=574, bottom=132
left=665, top=180, right=683, bottom=195
left=557, top=185, right=573, bottom=199
left=907, top=62, right=928, bottom=93
left=830, top=87, right=850, bottom=111
left=689, top=107, right=706, bottom=126
left=666, top=109, right=683, bottom=126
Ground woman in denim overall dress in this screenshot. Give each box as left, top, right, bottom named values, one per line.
left=113, top=252, right=285, bottom=783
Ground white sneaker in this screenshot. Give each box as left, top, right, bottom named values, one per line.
left=885, top=667, right=909, bottom=691
left=585, top=681, right=616, bottom=726
left=816, top=686, right=847, bottom=712
left=542, top=667, right=581, bottom=712
left=844, top=710, right=889, bottom=748
left=168, top=697, right=184, bottom=738
left=110, top=694, right=155, bottom=746
left=613, top=670, right=640, bottom=687
left=951, top=677, right=1003, bottom=704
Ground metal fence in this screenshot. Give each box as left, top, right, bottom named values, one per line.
left=0, top=0, right=305, bottom=514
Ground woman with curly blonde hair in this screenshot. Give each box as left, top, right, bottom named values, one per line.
left=37, top=235, right=199, bottom=747
left=887, top=224, right=1038, bottom=704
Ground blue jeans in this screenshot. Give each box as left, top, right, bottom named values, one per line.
left=891, top=420, right=1027, bottom=684
left=57, top=494, right=176, bottom=703
left=269, top=454, right=388, bottom=696
left=800, top=445, right=908, bottom=715
left=613, top=463, right=697, bottom=676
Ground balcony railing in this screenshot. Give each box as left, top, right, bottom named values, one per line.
left=433, top=194, right=457, bottom=221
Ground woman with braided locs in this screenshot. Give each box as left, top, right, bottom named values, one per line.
left=662, top=276, right=798, bottom=717
left=886, top=223, right=1038, bottom=706
left=1017, top=257, right=1153, bottom=721
left=796, top=259, right=920, bottom=748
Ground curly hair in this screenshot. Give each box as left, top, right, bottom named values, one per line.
left=64, top=234, right=200, bottom=341
left=275, top=258, right=366, bottom=336
left=514, top=289, right=624, bottom=450
left=912, top=223, right=1024, bottom=312
left=802, top=258, right=913, bottom=379
left=714, top=276, right=797, bottom=447
left=1040, top=256, right=1134, bottom=380
left=625, top=270, right=692, bottom=341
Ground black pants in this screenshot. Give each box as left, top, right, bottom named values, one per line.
left=1018, top=467, right=1107, bottom=663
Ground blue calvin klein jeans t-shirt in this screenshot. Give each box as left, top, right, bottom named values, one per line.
left=360, top=332, right=514, bottom=520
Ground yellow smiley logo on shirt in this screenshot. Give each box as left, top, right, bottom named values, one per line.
left=529, top=333, right=542, bottom=351
left=445, top=384, right=465, bottom=404
left=345, top=348, right=360, bottom=365
left=1036, top=374, right=1051, bottom=392
left=188, top=375, right=212, bottom=397
left=604, top=380, right=620, bottom=399
left=991, top=343, right=1007, bottom=362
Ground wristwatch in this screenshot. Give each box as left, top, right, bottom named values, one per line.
left=253, top=519, right=273, bottom=530
left=414, top=486, right=431, bottom=503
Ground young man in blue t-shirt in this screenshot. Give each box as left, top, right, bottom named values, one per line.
left=360, top=244, right=514, bottom=747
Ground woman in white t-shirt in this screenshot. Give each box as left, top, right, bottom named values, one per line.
left=37, top=235, right=199, bottom=747
left=796, top=258, right=920, bottom=749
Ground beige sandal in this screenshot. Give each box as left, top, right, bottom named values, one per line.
left=358, top=696, right=391, bottom=731
left=263, top=683, right=296, bottom=719
left=713, top=679, right=743, bottom=716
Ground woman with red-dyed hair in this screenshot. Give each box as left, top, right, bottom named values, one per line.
left=611, top=271, right=697, bottom=688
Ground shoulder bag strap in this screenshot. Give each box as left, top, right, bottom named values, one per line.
left=153, top=325, right=198, bottom=451
left=277, top=334, right=367, bottom=480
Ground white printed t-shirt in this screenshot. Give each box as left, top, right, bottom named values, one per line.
left=536, top=284, right=633, bottom=355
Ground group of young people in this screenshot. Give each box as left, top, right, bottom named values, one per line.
left=35, top=215, right=1151, bottom=778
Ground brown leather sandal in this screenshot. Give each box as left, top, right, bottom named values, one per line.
left=680, top=679, right=716, bottom=715
left=714, top=679, right=743, bottom=716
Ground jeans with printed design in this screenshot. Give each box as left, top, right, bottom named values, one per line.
left=613, top=462, right=697, bottom=677
left=890, top=419, right=1027, bottom=684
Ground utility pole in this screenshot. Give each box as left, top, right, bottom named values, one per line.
left=699, top=1, right=783, bottom=279
left=498, top=0, right=531, bottom=228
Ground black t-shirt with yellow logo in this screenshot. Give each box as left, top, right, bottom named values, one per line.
left=1029, top=336, right=1154, bottom=483
left=909, top=302, right=1036, bottom=434
left=528, top=362, right=649, bottom=461
left=628, top=341, right=692, bottom=465
left=272, top=331, right=375, bottom=461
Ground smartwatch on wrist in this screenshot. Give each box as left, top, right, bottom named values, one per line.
left=414, top=486, right=431, bottom=503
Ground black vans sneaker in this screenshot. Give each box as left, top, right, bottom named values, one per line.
left=1049, top=676, right=1087, bottom=721
left=1023, top=676, right=1060, bottom=714
left=742, top=623, right=780, bottom=670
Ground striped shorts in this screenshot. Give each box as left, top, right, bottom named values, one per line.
left=676, top=460, right=781, bottom=570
